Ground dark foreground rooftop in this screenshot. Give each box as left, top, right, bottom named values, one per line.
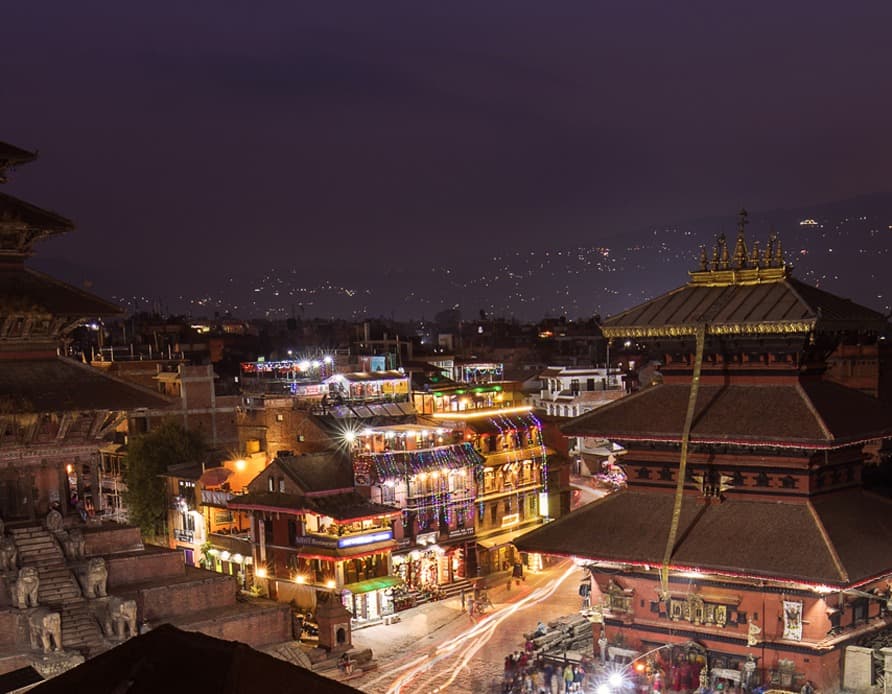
left=30, top=623, right=361, bottom=694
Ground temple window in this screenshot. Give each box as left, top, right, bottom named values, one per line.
left=659, top=467, right=673, bottom=481
left=781, top=475, right=797, bottom=489
left=755, top=472, right=770, bottom=487
left=732, top=471, right=745, bottom=486
left=637, top=467, right=652, bottom=480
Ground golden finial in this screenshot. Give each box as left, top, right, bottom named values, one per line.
left=749, top=240, right=760, bottom=268
left=710, top=245, right=719, bottom=271
left=698, top=246, right=708, bottom=271
left=764, top=234, right=775, bottom=267
left=719, top=234, right=730, bottom=270
left=774, top=236, right=784, bottom=267
left=733, top=209, right=749, bottom=269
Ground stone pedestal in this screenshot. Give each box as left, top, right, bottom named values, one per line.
left=843, top=645, right=874, bottom=690
left=881, top=647, right=892, bottom=694
left=315, top=593, right=352, bottom=653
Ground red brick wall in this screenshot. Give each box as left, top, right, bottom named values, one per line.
left=0, top=652, right=35, bottom=677
left=180, top=603, right=291, bottom=648
left=0, top=611, right=22, bottom=648
left=107, top=549, right=185, bottom=587
left=138, top=571, right=237, bottom=621
left=84, top=526, right=144, bottom=556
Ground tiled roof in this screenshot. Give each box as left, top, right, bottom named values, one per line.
left=0, top=141, right=37, bottom=173
left=0, top=266, right=122, bottom=316
left=562, top=381, right=892, bottom=448
left=0, top=357, right=171, bottom=412
left=514, top=489, right=892, bottom=585
left=601, top=276, right=887, bottom=337
left=229, top=490, right=398, bottom=521
left=0, top=191, right=74, bottom=233
left=277, top=452, right=355, bottom=492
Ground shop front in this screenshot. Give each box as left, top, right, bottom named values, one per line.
left=341, top=576, right=403, bottom=622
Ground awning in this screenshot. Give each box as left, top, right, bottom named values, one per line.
left=477, top=527, right=532, bottom=550
left=343, top=576, right=403, bottom=595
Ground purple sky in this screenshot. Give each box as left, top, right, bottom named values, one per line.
left=4, top=2, right=892, bottom=302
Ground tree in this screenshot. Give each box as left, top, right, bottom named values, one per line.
left=123, top=420, right=206, bottom=540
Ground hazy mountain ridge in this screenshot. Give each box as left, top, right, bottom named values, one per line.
left=33, top=193, right=892, bottom=321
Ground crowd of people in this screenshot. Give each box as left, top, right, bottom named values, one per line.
left=502, top=648, right=591, bottom=694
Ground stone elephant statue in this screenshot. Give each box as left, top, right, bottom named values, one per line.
left=60, top=528, right=86, bottom=560
left=79, top=558, right=107, bottom=598
left=98, top=596, right=138, bottom=640
left=0, top=536, right=17, bottom=571
left=12, top=566, right=39, bottom=609
left=28, top=607, right=62, bottom=653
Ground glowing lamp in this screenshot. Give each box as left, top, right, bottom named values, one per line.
left=255, top=567, right=268, bottom=579
left=235, top=459, right=247, bottom=471
left=326, top=579, right=336, bottom=589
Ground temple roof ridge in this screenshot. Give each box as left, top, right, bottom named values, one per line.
left=691, top=209, right=789, bottom=287
left=0, top=141, right=38, bottom=183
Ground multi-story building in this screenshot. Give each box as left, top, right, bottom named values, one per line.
left=163, top=453, right=265, bottom=578
left=531, top=365, right=626, bottom=418
left=352, top=425, right=484, bottom=590
left=228, top=452, right=402, bottom=623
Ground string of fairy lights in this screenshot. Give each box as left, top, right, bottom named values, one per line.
left=481, top=411, right=549, bottom=520
left=353, top=414, right=548, bottom=531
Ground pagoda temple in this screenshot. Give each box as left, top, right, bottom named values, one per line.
left=0, top=141, right=169, bottom=520
left=516, top=211, right=892, bottom=692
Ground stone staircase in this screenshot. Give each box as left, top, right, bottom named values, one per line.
left=406, top=577, right=474, bottom=606
left=439, top=578, right=474, bottom=600
left=7, top=526, right=82, bottom=605
left=8, top=525, right=106, bottom=656
left=60, top=599, right=106, bottom=656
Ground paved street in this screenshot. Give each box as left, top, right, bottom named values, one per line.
left=351, top=558, right=589, bottom=693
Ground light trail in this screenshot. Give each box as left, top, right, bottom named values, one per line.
left=383, top=563, right=578, bottom=694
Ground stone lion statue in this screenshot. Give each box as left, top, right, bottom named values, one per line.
left=45, top=508, right=64, bottom=533
left=0, top=536, right=16, bottom=571
left=28, top=607, right=62, bottom=653
left=12, top=566, right=39, bottom=609
left=61, top=528, right=86, bottom=560
left=80, top=557, right=107, bottom=599
left=97, top=596, right=138, bottom=640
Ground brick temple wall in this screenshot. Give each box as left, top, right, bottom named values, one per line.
left=180, top=603, right=291, bottom=648
left=138, top=571, right=236, bottom=621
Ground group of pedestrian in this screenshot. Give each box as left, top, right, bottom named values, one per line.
left=501, top=651, right=588, bottom=694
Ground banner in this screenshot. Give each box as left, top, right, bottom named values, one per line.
left=782, top=600, right=803, bottom=641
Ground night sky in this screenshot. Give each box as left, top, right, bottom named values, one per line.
left=4, top=2, right=892, bottom=313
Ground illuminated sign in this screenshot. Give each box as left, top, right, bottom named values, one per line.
left=501, top=513, right=519, bottom=528
left=337, top=530, right=393, bottom=548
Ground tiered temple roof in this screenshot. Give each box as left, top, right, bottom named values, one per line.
left=515, top=488, right=892, bottom=586
left=516, top=213, right=892, bottom=590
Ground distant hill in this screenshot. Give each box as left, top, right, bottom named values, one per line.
left=33, top=193, right=892, bottom=321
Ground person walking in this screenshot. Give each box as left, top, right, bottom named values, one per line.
left=544, top=662, right=554, bottom=694
left=563, top=662, right=574, bottom=693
